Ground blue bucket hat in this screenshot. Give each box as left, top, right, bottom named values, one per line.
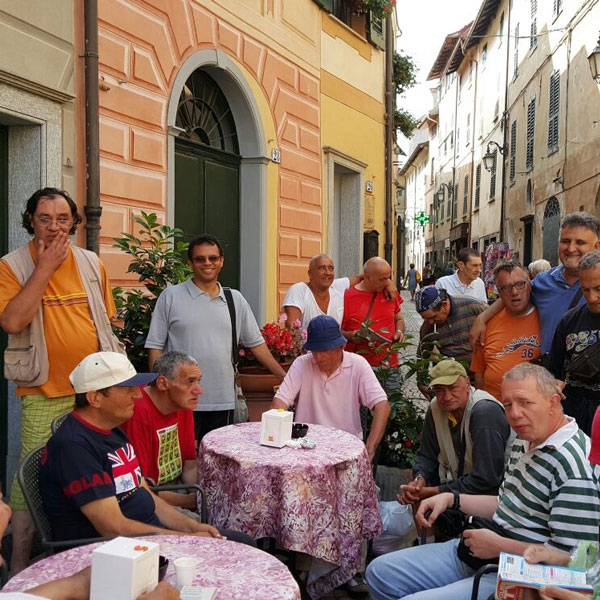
left=304, top=316, right=347, bottom=351
left=415, top=285, right=445, bottom=314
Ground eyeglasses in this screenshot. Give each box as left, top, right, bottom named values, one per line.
left=35, top=215, right=72, bottom=228
left=192, top=255, right=222, bottom=264
left=498, top=280, right=528, bottom=294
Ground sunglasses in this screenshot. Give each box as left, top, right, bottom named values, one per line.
left=192, top=255, right=222, bottom=264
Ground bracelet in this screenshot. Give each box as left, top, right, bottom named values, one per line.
left=414, top=474, right=425, bottom=484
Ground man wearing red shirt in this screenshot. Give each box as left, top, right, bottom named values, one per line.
left=341, top=257, right=405, bottom=367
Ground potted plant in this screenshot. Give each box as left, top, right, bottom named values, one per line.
left=238, top=315, right=306, bottom=419
left=350, top=0, right=396, bottom=18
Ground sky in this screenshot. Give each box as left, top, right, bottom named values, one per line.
left=395, top=0, right=483, bottom=124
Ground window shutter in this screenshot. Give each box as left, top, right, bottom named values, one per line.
left=368, top=11, right=386, bottom=50
left=526, top=98, right=535, bottom=170
left=313, top=0, right=333, bottom=12
left=475, top=164, right=481, bottom=209
left=510, top=120, right=517, bottom=182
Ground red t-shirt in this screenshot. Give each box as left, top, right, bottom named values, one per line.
left=121, top=387, right=196, bottom=485
left=342, top=288, right=403, bottom=366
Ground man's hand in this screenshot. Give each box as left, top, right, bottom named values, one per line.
left=469, top=314, right=487, bottom=348
left=393, top=329, right=406, bottom=343
left=415, top=492, right=453, bottom=527
left=538, top=587, right=588, bottom=600
left=523, top=544, right=570, bottom=567
left=37, top=230, right=70, bottom=274
left=138, top=582, right=180, bottom=599
left=192, top=523, right=224, bottom=538
left=398, top=477, right=424, bottom=505
left=383, top=281, right=398, bottom=301
left=461, top=528, right=503, bottom=560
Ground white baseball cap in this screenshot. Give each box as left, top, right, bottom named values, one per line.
left=70, top=351, right=157, bottom=393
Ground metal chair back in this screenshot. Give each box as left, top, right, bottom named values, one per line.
left=51, top=410, right=72, bottom=434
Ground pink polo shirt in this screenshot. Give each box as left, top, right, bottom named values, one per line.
left=275, top=351, right=388, bottom=439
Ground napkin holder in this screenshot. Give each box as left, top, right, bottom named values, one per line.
left=90, top=536, right=159, bottom=600
left=260, top=409, right=293, bottom=447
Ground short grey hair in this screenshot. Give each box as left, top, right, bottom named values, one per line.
left=502, top=363, right=562, bottom=398
left=493, top=259, right=528, bottom=280
left=309, top=254, right=333, bottom=269
left=579, top=250, right=600, bottom=273
left=561, top=212, right=600, bottom=237
left=528, top=259, right=551, bottom=277
left=152, top=351, right=198, bottom=381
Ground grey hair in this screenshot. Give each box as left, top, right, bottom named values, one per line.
left=561, top=212, right=600, bottom=237
left=152, top=351, right=198, bottom=380
left=493, top=259, right=528, bottom=280
left=579, top=250, right=600, bottom=273
left=309, top=254, right=333, bottom=269
left=502, top=363, right=562, bottom=398
left=528, top=259, right=551, bottom=277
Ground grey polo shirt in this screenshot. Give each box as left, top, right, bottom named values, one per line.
left=146, top=280, right=263, bottom=411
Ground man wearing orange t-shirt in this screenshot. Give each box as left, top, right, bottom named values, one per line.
left=471, top=260, right=541, bottom=400
left=0, top=188, right=120, bottom=574
left=341, top=257, right=404, bottom=367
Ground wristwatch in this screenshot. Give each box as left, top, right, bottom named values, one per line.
left=452, top=489, right=460, bottom=511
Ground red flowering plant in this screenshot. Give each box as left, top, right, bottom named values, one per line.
left=239, top=314, right=306, bottom=366
left=351, top=0, right=396, bottom=18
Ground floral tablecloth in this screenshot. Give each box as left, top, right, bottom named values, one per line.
left=3, top=535, right=300, bottom=599
left=199, top=422, right=382, bottom=598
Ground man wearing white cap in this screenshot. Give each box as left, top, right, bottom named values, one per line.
left=39, top=351, right=224, bottom=543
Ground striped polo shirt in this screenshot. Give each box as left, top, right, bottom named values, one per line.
left=493, top=419, right=600, bottom=551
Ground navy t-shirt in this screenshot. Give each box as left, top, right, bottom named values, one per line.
left=39, top=413, right=160, bottom=541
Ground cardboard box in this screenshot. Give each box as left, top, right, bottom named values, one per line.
left=90, top=536, right=159, bottom=600
left=260, top=409, right=293, bottom=447
left=496, top=552, right=593, bottom=600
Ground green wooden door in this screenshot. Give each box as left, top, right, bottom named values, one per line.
left=175, top=138, right=241, bottom=288
left=0, top=125, right=8, bottom=491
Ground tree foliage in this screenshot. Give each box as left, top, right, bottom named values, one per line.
left=393, top=51, right=418, bottom=138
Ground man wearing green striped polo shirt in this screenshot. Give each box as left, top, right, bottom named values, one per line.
left=367, top=363, right=600, bottom=600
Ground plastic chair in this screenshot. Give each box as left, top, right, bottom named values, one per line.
left=17, top=446, right=108, bottom=554
left=50, top=410, right=72, bottom=434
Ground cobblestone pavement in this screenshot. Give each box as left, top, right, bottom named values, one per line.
left=316, top=291, right=425, bottom=600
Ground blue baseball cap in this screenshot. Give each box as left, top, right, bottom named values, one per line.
left=415, top=286, right=445, bottom=313
left=304, top=316, right=347, bottom=351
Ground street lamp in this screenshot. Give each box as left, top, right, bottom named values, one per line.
left=482, top=140, right=507, bottom=172
left=435, top=182, right=452, bottom=205
left=588, top=31, right=600, bottom=83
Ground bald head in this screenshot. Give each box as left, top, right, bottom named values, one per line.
left=363, top=257, right=392, bottom=293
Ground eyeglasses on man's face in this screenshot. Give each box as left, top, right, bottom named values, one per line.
left=34, top=215, right=72, bottom=228
left=191, top=255, right=222, bottom=264
left=498, top=280, right=528, bottom=294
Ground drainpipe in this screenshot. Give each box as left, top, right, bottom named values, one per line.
left=499, top=0, right=512, bottom=242
left=384, top=15, right=394, bottom=264
left=84, top=0, right=101, bottom=254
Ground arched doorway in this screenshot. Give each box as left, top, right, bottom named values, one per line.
left=167, top=50, right=268, bottom=320
left=175, top=69, right=241, bottom=288
left=543, top=196, right=560, bottom=266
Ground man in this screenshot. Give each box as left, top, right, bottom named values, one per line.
left=0, top=188, right=122, bottom=574
left=341, top=257, right=405, bottom=367
left=415, top=286, right=487, bottom=398
left=367, top=363, right=600, bottom=600
left=122, top=351, right=201, bottom=511
left=282, top=254, right=354, bottom=329
left=550, top=250, right=600, bottom=434
left=422, top=261, right=433, bottom=286
left=39, top=352, right=248, bottom=546
left=471, top=260, right=541, bottom=400
left=146, top=234, right=286, bottom=439
left=399, top=361, right=510, bottom=510
left=472, top=212, right=600, bottom=356
left=435, top=248, right=487, bottom=302
left=273, top=315, right=390, bottom=462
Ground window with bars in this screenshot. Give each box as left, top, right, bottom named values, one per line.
left=530, top=0, right=537, bottom=50
left=548, top=70, right=560, bottom=154
left=510, top=120, right=517, bottom=182
left=526, top=98, right=535, bottom=170
left=513, top=23, right=519, bottom=79
left=475, top=164, right=481, bottom=209
left=489, top=150, right=498, bottom=199
left=463, top=175, right=469, bottom=215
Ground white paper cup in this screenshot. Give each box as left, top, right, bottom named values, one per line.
left=174, top=556, right=198, bottom=587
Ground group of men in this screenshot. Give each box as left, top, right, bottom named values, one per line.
left=3, top=186, right=600, bottom=600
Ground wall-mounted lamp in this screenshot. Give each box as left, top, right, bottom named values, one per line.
left=435, top=182, right=452, bottom=205
left=482, top=140, right=507, bottom=172
left=588, top=32, right=600, bottom=83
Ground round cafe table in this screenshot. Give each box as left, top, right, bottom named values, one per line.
left=199, top=422, right=382, bottom=599
left=3, top=535, right=301, bottom=599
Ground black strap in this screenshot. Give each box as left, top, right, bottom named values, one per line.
left=568, top=285, right=583, bottom=310
left=362, top=293, right=378, bottom=327
left=223, top=288, right=238, bottom=370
